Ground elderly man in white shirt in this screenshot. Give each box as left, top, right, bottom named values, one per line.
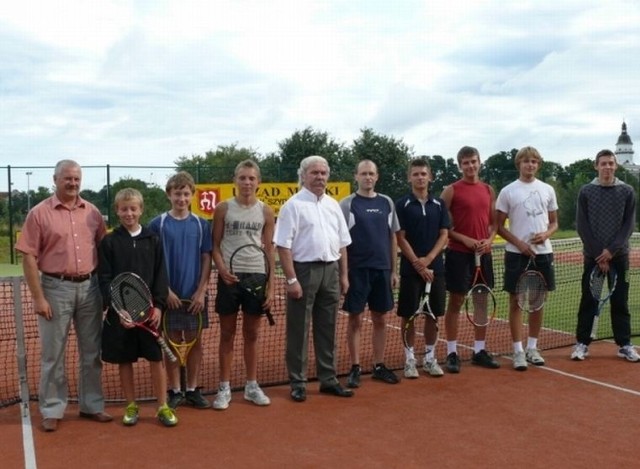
left=274, top=155, right=353, bottom=402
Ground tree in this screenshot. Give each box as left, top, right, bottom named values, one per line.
left=107, top=178, right=168, bottom=226
left=429, top=154, right=460, bottom=196
left=350, top=128, right=413, bottom=200
left=482, top=149, right=519, bottom=192
left=175, top=144, right=260, bottom=183
left=275, top=127, right=351, bottom=183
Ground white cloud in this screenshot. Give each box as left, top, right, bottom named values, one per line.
left=2, top=0, right=640, bottom=192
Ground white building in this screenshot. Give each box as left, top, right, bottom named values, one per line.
left=616, top=121, right=640, bottom=175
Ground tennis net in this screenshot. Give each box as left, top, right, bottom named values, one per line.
left=2, top=235, right=640, bottom=407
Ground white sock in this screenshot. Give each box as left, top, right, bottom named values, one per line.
left=527, top=337, right=538, bottom=350
left=246, top=380, right=258, bottom=388
left=405, top=346, right=415, bottom=361
left=447, top=341, right=457, bottom=355
left=425, top=345, right=435, bottom=362
left=474, top=340, right=485, bottom=353
left=513, top=341, right=524, bottom=353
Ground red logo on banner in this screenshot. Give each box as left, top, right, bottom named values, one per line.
left=196, top=188, right=219, bottom=216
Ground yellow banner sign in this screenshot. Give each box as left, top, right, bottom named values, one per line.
left=192, top=182, right=351, bottom=218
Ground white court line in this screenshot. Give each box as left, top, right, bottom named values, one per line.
left=21, top=401, right=38, bottom=469
left=502, top=356, right=640, bottom=397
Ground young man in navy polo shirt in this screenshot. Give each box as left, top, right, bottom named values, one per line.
left=395, top=158, right=450, bottom=377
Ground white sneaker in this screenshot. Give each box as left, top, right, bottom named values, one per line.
left=617, top=344, right=640, bottom=362
left=525, top=348, right=545, bottom=366
left=423, top=358, right=444, bottom=377
left=213, top=387, right=231, bottom=410
left=244, top=384, right=271, bottom=406
left=513, top=351, right=528, bottom=371
left=571, top=343, right=589, bottom=361
left=404, top=358, right=419, bottom=379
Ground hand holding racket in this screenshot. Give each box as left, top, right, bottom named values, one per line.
left=403, top=281, right=438, bottom=359
left=229, top=244, right=275, bottom=326
left=464, top=252, right=497, bottom=327
left=110, top=272, right=177, bottom=362
left=516, top=257, right=547, bottom=313
left=589, top=265, right=618, bottom=339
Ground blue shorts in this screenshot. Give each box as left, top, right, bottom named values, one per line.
left=397, top=273, right=446, bottom=319
left=342, top=268, right=394, bottom=314
left=215, top=276, right=265, bottom=316
left=445, top=249, right=494, bottom=293
left=503, top=252, right=555, bottom=293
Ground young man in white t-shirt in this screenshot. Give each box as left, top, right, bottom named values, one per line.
left=496, top=146, right=559, bottom=371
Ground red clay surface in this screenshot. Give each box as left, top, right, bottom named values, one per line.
left=2, top=342, right=639, bottom=469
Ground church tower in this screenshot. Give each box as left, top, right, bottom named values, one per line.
left=615, top=121, right=634, bottom=164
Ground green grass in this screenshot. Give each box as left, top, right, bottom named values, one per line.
left=0, top=263, right=23, bottom=276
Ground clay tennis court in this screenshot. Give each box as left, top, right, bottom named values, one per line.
left=3, top=236, right=640, bottom=468
left=2, top=341, right=639, bottom=468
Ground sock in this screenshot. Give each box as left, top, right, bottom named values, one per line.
left=474, top=340, right=485, bottom=353
left=425, top=345, right=435, bottom=361
left=246, top=380, right=258, bottom=388
left=447, top=341, right=457, bottom=355
left=405, top=346, right=415, bottom=361
left=186, top=387, right=195, bottom=392
left=171, top=388, right=180, bottom=394
left=527, top=337, right=538, bottom=350
left=513, top=341, right=524, bottom=353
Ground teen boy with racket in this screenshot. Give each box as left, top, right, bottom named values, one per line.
left=99, top=188, right=178, bottom=427
left=340, top=160, right=400, bottom=387
left=16, top=160, right=112, bottom=432
left=211, top=160, right=275, bottom=410
left=496, top=147, right=558, bottom=370
left=395, top=157, right=450, bottom=378
left=441, top=146, right=500, bottom=372
left=149, top=171, right=212, bottom=409
left=572, top=149, right=639, bottom=362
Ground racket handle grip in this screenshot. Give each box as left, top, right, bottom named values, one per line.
left=266, top=309, right=275, bottom=326
left=590, top=316, right=600, bottom=340
left=158, top=337, right=178, bottom=362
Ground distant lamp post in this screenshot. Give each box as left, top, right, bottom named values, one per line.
left=26, top=171, right=33, bottom=211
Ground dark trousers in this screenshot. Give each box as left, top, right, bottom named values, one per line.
left=576, top=255, right=631, bottom=346
left=286, top=261, right=340, bottom=389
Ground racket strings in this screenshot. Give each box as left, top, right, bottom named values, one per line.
left=516, top=272, right=547, bottom=312
left=111, top=278, right=152, bottom=322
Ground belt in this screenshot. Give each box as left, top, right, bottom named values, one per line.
left=42, top=271, right=95, bottom=283
left=295, top=260, right=336, bottom=265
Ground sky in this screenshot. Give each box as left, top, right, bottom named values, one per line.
left=2, top=0, right=640, bottom=191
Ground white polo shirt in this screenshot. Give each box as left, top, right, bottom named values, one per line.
left=274, top=187, right=351, bottom=262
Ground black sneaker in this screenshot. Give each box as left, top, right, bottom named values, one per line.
left=167, top=390, right=184, bottom=409
left=472, top=350, right=501, bottom=369
left=347, top=365, right=361, bottom=388
left=445, top=352, right=461, bottom=373
left=185, top=388, right=210, bottom=409
left=372, top=364, right=399, bottom=384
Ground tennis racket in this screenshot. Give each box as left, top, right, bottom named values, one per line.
left=162, top=299, right=203, bottom=392
left=589, top=265, right=618, bottom=339
left=464, top=253, right=497, bottom=327
left=515, top=257, right=547, bottom=313
left=403, top=282, right=438, bottom=360
left=109, top=272, right=177, bottom=362
left=229, top=243, right=275, bottom=326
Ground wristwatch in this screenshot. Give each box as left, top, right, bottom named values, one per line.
left=286, top=277, right=298, bottom=285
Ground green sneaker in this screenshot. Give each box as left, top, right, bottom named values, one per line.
left=122, top=402, right=139, bottom=426
left=157, top=403, right=178, bottom=427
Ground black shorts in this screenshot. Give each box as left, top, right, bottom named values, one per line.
left=396, top=273, right=446, bottom=319
left=215, top=276, right=265, bottom=316
left=164, top=296, right=210, bottom=332
left=342, top=268, right=394, bottom=314
left=445, top=249, right=494, bottom=293
left=503, top=252, right=555, bottom=293
left=101, top=309, right=163, bottom=363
